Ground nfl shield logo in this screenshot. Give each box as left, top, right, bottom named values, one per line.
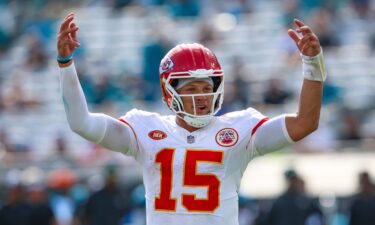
left=187, top=135, right=195, bottom=144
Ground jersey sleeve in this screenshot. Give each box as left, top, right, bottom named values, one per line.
left=248, top=114, right=295, bottom=158
left=118, top=108, right=153, bottom=161
left=237, top=107, right=270, bottom=153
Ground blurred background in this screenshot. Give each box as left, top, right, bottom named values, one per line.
left=0, top=0, right=375, bottom=224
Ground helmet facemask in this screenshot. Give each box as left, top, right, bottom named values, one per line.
left=163, top=69, right=224, bottom=128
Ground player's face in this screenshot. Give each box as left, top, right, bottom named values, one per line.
left=177, top=81, right=214, bottom=115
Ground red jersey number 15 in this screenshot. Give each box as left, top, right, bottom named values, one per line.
left=154, top=148, right=224, bottom=212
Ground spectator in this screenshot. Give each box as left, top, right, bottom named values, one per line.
left=142, top=35, right=171, bottom=102
left=0, top=185, right=32, bottom=225
left=338, top=108, right=361, bottom=140
left=198, top=23, right=217, bottom=47
left=263, top=78, right=292, bottom=105
left=220, top=56, right=251, bottom=114
left=265, top=169, right=324, bottom=225
left=349, top=171, right=375, bottom=225
left=310, top=8, right=339, bottom=49
left=0, top=129, right=31, bottom=167
left=2, top=73, right=41, bottom=113
left=44, top=134, right=78, bottom=170
left=28, top=185, right=56, bottom=225
left=24, top=32, right=48, bottom=71
left=83, top=164, right=131, bottom=225
left=350, top=0, right=372, bottom=19
left=89, top=71, right=121, bottom=107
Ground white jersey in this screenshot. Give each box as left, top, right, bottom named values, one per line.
left=119, top=108, right=268, bottom=225
left=59, top=62, right=294, bottom=225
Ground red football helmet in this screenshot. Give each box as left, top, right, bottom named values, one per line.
left=159, top=43, right=224, bottom=128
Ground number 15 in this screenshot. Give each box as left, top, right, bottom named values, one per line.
left=155, top=148, right=224, bottom=212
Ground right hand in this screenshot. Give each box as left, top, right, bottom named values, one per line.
left=57, top=12, right=80, bottom=59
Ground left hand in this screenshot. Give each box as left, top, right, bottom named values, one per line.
left=288, top=19, right=321, bottom=57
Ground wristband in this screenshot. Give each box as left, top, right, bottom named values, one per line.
left=57, top=53, right=73, bottom=64
left=301, top=49, right=327, bottom=82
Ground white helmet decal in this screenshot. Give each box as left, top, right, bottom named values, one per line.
left=159, top=56, right=174, bottom=74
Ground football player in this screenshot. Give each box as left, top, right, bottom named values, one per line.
left=57, top=12, right=326, bottom=225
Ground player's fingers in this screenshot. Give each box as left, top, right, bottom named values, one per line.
left=59, top=18, right=74, bottom=34
left=59, top=26, right=79, bottom=38
left=59, top=14, right=75, bottom=32
left=296, top=26, right=313, bottom=35
left=64, top=12, right=74, bottom=20
left=288, top=29, right=300, bottom=44
left=71, top=40, right=80, bottom=48
left=58, top=39, right=80, bottom=49
left=294, top=18, right=305, bottom=28
left=68, top=35, right=80, bottom=48
left=69, top=22, right=77, bottom=30
left=297, top=33, right=316, bottom=47
left=69, top=22, right=79, bottom=42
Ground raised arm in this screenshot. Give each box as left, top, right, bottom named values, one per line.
left=250, top=19, right=326, bottom=156
left=57, top=13, right=136, bottom=154
left=285, top=19, right=326, bottom=141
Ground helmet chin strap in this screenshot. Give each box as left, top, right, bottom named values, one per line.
left=182, top=114, right=213, bottom=128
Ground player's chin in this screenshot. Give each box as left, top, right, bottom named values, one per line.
left=196, top=112, right=210, bottom=116
left=196, top=108, right=211, bottom=115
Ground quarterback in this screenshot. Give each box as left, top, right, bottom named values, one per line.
left=57, top=13, right=326, bottom=225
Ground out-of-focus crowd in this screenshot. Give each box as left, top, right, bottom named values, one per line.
left=0, top=0, right=375, bottom=224
left=1, top=163, right=375, bottom=225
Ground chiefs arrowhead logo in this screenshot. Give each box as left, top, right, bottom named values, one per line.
left=148, top=130, right=167, bottom=140
left=159, top=56, right=174, bottom=74
left=215, top=128, right=238, bottom=147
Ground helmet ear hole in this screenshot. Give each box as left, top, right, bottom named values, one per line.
left=212, top=77, right=221, bottom=92
left=172, top=97, right=182, bottom=112
left=214, top=94, right=221, bottom=109
left=171, top=79, right=179, bottom=88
